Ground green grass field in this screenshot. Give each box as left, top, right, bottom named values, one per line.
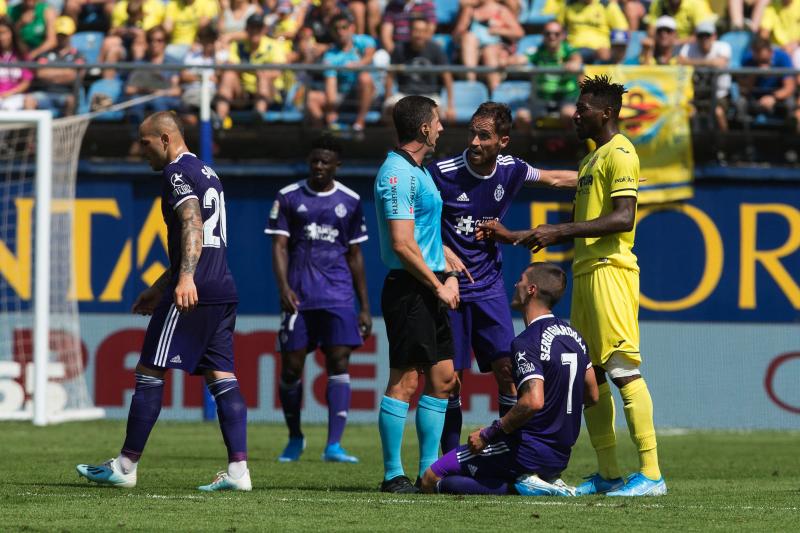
left=1, top=421, right=798, bottom=531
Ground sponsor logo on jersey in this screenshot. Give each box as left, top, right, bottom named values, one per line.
left=335, top=203, right=348, bottom=218
left=613, top=176, right=635, bottom=184
left=455, top=215, right=475, bottom=235
left=304, top=222, right=340, bottom=243
left=494, top=184, right=505, bottom=202
left=297, top=204, right=308, bottom=213
left=616, top=147, right=630, bottom=154
left=170, top=173, right=193, bottom=196
left=169, top=355, right=182, bottom=364
left=269, top=199, right=280, bottom=219
left=456, top=192, right=470, bottom=202
left=578, top=174, right=594, bottom=188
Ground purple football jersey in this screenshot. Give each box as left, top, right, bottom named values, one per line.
left=428, top=151, right=539, bottom=300
left=265, top=180, right=368, bottom=310
left=161, top=152, right=237, bottom=304
left=510, top=314, right=591, bottom=472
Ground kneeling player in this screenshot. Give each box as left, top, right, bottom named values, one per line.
left=77, top=112, right=250, bottom=491
left=420, top=263, right=598, bottom=495
left=265, top=136, right=371, bottom=463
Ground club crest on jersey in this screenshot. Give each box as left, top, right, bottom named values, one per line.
left=201, top=165, right=219, bottom=180
left=335, top=203, right=348, bottom=218
left=494, top=184, right=504, bottom=202
left=269, top=200, right=280, bottom=220
left=170, top=173, right=192, bottom=196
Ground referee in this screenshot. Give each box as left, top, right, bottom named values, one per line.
left=374, top=95, right=465, bottom=493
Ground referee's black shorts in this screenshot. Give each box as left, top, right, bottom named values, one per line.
left=381, top=269, right=454, bottom=369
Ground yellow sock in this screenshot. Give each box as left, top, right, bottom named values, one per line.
left=620, top=378, right=661, bottom=480
left=583, top=382, right=621, bottom=480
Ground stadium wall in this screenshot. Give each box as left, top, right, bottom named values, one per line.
left=1, top=175, right=799, bottom=427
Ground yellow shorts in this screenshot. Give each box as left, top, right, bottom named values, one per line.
left=570, top=265, right=641, bottom=368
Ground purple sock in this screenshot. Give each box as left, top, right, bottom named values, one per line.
left=498, top=393, right=517, bottom=417
left=120, top=372, right=164, bottom=461
left=438, top=475, right=511, bottom=495
left=208, top=377, right=248, bottom=462
left=279, top=379, right=303, bottom=438
left=440, top=395, right=462, bottom=453
left=326, top=373, right=350, bottom=446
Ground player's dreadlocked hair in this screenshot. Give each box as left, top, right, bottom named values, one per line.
left=311, top=135, right=343, bottom=157
left=579, top=75, right=627, bottom=116
left=471, top=102, right=513, bottom=137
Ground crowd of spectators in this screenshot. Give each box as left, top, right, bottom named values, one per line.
left=0, top=0, right=798, bottom=134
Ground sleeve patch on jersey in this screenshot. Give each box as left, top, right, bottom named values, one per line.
left=170, top=172, right=194, bottom=197
left=269, top=200, right=280, bottom=220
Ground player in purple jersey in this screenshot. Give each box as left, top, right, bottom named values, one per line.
left=266, top=136, right=371, bottom=464
left=427, top=102, right=578, bottom=453
left=420, top=263, right=598, bottom=496
left=76, top=112, right=251, bottom=492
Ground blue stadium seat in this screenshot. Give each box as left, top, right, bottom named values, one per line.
left=432, top=34, right=455, bottom=63
left=526, top=0, right=556, bottom=24
left=720, top=31, right=752, bottom=68
left=623, top=30, right=646, bottom=65
left=492, top=81, right=532, bottom=113
left=82, top=79, right=125, bottom=121
left=517, top=34, right=544, bottom=56
left=71, top=31, right=104, bottom=65
left=435, top=0, right=460, bottom=25
left=441, top=80, right=490, bottom=122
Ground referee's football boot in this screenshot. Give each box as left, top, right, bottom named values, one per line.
left=380, top=475, right=419, bottom=494
left=607, top=473, right=667, bottom=497
left=574, top=472, right=625, bottom=495
left=76, top=458, right=136, bottom=488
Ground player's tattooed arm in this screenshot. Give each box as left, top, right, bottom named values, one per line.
left=346, top=243, right=372, bottom=338
left=499, top=379, right=544, bottom=433
left=174, top=198, right=203, bottom=312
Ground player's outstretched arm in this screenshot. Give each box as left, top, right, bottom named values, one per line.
left=271, top=235, right=300, bottom=314
left=475, top=219, right=531, bottom=245
left=174, top=198, right=203, bottom=313
left=516, top=196, right=637, bottom=252
left=532, top=169, right=579, bottom=189
left=388, top=219, right=459, bottom=310
left=346, top=243, right=372, bottom=338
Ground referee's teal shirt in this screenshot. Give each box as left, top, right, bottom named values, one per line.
left=374, top=149, right=445, bottom=272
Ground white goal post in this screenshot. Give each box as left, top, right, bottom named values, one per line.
left=0, top=110, right=104, bottom=425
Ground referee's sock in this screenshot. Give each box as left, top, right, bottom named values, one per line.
left=440, top=395, right=462, bottom=454
left=379, top=395, right=409, bottom=481
left=416, top=395, right=448, bottom=479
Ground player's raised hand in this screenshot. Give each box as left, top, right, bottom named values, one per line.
left=514, top=224, right=564, bottom=253
left=476, top=219, right=515, bottom=244
left=467, top=428, right=487, bottom=454
left=436, top=282, right=459, bottom=310
left=280, top=287, right=300, bottom=314
left=174, top=274, right=198, bottom=313
left=444, top=245, right=474, bottom=283
left=132, top=286, right=162, bottom=315
left=358, top=309, right=372, bottom=339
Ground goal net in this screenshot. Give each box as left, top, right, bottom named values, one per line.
left=0, top=111, right=103, bottom=424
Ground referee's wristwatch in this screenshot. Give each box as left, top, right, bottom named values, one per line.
left=444, top=271, right=460, bottom=280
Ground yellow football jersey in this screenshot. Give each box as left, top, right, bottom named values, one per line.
left=760, top=0, right=800, bottom=48
left=560, top=0, right=628, bottom=51
left=573, top=133, right=640, bottom=276
left=648, top=0, right=714, bottom=38
left=165, top=0, right=220, bottom=45
left=111, top=0, right=165, bottom=31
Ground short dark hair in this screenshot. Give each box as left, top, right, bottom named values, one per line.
left=409, top=14, right=429, bottom=28
left=751, top=36, right=772, bottom=52
left=471, top=102, right=513, bottom=137
left=579, top=75, right=627, bottom=116
left=393, top=95, right=438, bottom=144
left=329, top=13, right=352, bottom=30
left=525, top=262, right=567, bottom=309
left=311, top=135, right=342, bottom=157
left=196, top=25, right=218, bottom=44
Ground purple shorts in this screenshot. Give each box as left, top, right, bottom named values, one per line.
left=140, top=300, right=237, bottom=375
left=279, top=307, right=363, bottom=353
left=430, top=438, right=562, bottom=482
left=449, top=296, right=515, bottom=372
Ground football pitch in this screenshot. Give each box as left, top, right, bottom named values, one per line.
left=1, top=421, right=798, bottom=531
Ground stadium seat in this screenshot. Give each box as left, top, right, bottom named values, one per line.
left=441, top=80, right=490, bottom=122
left=526, top=0, right=556, bottom=24
left=517, top=34, right=544, bottom=56
left=492, top=81, right=532, bottom=113
left=71, top=31, right=104, bottom=65
left=432, top=34, right=455, bottom=63
left=623, top=30, right=647, bottom=65
left=720, top=31, right=752, bottom=68
left=82, top=78, right=125, bottom=121
left=435, top=0, right=460, bottom=25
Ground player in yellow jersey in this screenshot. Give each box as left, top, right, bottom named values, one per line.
left=476, top=75, right=666, bottom=497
